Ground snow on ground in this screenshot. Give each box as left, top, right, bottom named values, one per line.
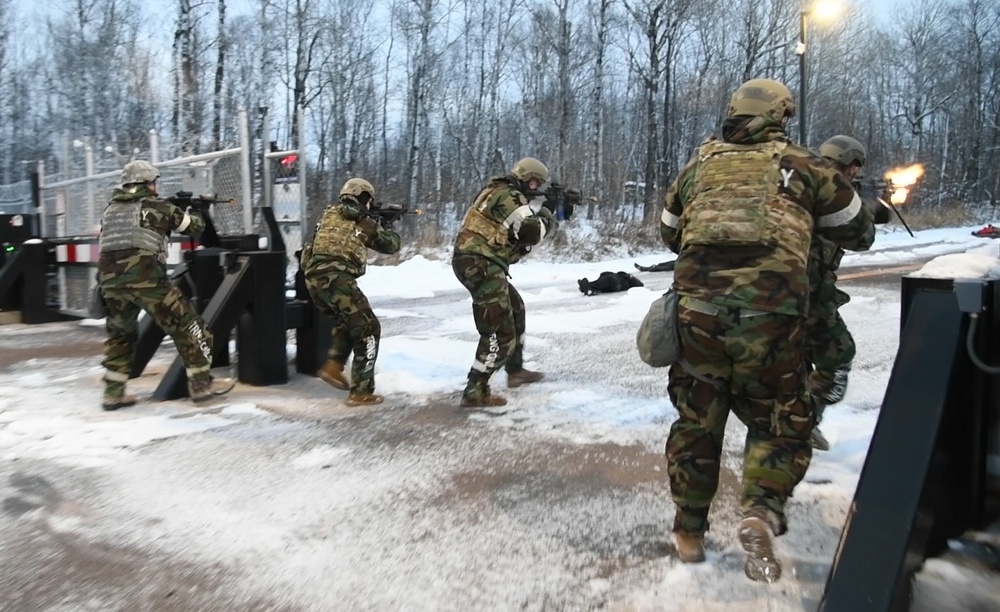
left=1, top=224, right=999, bottom=610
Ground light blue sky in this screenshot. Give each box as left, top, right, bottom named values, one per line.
left=866, top=0, right=897, bottom=20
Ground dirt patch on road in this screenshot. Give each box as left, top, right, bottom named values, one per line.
left=0, top=468, right=301, bottom=612
left=0, top=524, right=298, bottom=612
left=0, top=340, right=104, bottom=369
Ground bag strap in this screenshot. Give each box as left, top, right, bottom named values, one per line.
left=678, top=357, right=723, bottom=388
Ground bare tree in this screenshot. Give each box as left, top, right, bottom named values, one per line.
left=173, top=0, right=204, bottom=154
left=587, top=0, right=612, bottom=217
left=211, top=0, right=227, bottom=148
left=394, top=0, right=447, bottom=210
left=1, top=0, right=997, bottom=238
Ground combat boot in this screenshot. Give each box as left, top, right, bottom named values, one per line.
left=461, top=372, right=507, bottom=408
left=674, top=532, right=706, bottom=563
left=738, top=514, right=782, bottom=583
left=102, top=393, right=137, bottom=411
left=346, top=392, right=384, bottom=407
left=506, top=368, right=545, bottom=388
left=318, top=359, right=350, bottom=391
left=188, top=376, right=236, bottom=403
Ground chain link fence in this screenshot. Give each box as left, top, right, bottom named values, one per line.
left=3, top=108, right=310, bottom=316
left=157, top=150, right=252, bottom=237
left=0, top=179, right=32, bottom=216
left=35, top=112, right=256, bottom=315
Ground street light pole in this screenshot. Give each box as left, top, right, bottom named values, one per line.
left=796, top=0, right=846, bottom=148
left=798, top=10, right=809, bottom=148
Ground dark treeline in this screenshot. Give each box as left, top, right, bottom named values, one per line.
left=1, top=0, right=999, bottom=236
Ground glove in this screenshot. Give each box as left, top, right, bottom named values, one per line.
left=867, top=199, right=891, bottom=224
left=357, top=215, right=378, bottom=237
left=541, top=197, right=558, bottom=215
left=855, top=181, right=877, bottom=200
left=537, top=206, right=558, bottom=233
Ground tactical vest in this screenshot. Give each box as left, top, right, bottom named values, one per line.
left=461, top=184, right=512, bottom=252
left=312, top=206, right=368, bottom=273
left=99, top=200, right=166, bottom=255
left=681, top=140, right=811, bottom=267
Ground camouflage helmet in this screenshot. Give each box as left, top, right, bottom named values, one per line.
left=727, top=78, right=797, bottom=119
left=340, top=178, right=374, bottom=200
left=120, top=160, right=159, bottom=186
left=510, top=157, right=550, bottom=184
left=819, top=135, right=867, bottom=168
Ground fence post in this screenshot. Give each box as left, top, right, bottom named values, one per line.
left=262, top=111, right=272, bottom=210
left=238, top=108, right=253, bottom=235
left=85, top=143, right=95, bottom=234
left=297, top=105, right=307, bottom=231
left=34, top=161, right=44, bottom=238
left=149, top=129, right=159, bottom=165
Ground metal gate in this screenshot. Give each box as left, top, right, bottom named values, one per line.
left=37, top=112, right=256, bottom=317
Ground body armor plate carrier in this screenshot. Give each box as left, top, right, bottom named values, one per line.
left=99, top=201, right=166, bottom=256
left=312, top=207, right=368, bottom=275
left=681, top=140, right=811, bottom=267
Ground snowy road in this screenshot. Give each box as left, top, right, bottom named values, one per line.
left=1, top=225, right=995, bottom=611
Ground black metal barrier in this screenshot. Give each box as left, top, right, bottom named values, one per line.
left=139, top=249, right=291, bottom=400
left=127, top=205, right=335, bottom=399
left=0, top=240, right=76, bottom=324
left=820, top=276, right=1000, bottom=611
left=2, top=203, right=336, bottom=399
left=290, top=258, right=334, bottom=376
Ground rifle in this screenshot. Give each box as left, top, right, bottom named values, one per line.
left=167, top=191, right=222, bottom=248
left=369, top=202, right=422, bottom=229
left=853, top=177, right=914, bottom=237
left=524, top=182, right=584, bottom=221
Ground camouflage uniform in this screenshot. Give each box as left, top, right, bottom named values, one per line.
left=807, top=136, right=890, bottom=449
left=659, top=111, right=875, bottom=540
left=98, top=183, right=214, bottom=402
left=302, top=197, right=400, bottom=396
left=805, top=235, right=854, bottom=407
left=453, top=173, right=557, bottom=404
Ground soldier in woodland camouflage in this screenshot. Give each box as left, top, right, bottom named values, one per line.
left=453, top=157, right=558, bottom=408
left=807, top=135, right=887, bottom=451
left=301, top=178, right=400, bottom=406
left=659, top=79, right=875, bottom=581
left=98, top=160, right=235, bottom=410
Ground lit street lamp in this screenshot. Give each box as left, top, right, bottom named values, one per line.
left=796, top=0, right=844, bottom=148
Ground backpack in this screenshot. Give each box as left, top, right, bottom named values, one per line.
left=636, top=288, right=682, bottom=367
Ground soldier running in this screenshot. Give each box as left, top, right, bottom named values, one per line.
left=659, top=79, right=875, bottom=581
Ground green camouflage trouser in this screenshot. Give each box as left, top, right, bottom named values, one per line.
left=452, top=254, right=526, bottom=398
left=666, top=296, right=814, bottom=536
left=101, top=282, right=213, bottom=396
left=305, top=270, right=380, bottom=394
left=805, top=268, right=855, bottom=399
